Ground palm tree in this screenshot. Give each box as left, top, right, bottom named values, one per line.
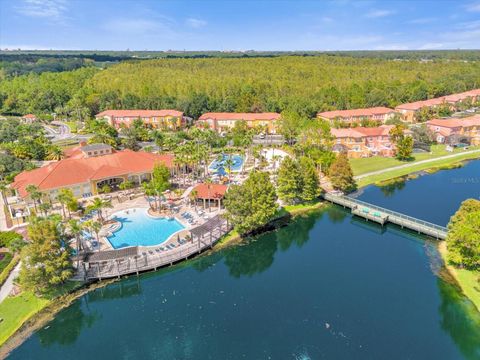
left=189, top=189, right=198, bottom=211
left=224, top=155, right=234, bottom=184
left=38, top=202, right=51, bottom=217
left=68, top=219, right=84, bottom=267
left=26, top=184, right=42, bottom=213
left=46, top=145, right=64, bottom=161
left=57, top=188, right=74, bottom=219
left=86, top=197, right=112, bottom=223
left=142, top=182, right=157, bottom=210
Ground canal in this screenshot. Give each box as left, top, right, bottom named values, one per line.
left=8, top=161, right=480, bottom=359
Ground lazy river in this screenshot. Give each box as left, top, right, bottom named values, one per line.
left=8, top=161, right=480, bottom=359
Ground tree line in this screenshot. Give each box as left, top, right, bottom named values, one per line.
left=1, top=55, right=479, bottom=119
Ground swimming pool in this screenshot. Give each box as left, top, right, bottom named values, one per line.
left=107, top=208, right=185, bottom=249
left=209, top=154, right=244, bottom=174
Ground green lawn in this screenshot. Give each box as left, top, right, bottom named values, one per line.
left=0, top=291, right=48, bottom=345
left=350, top=145, right=479, bottom=176
left=456, top=268, right=480, bottom=311
left=0, top=281, right=81, bottom=346
left=356, top=150, right=480, bottom=188
left=439, top=243, right=480, bottom=312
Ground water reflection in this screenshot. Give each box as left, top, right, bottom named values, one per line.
left=37, top=299, right=100, bottom=347
left=438, top=278, right=480, bottom=360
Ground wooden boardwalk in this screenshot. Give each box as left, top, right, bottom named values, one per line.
left=323, top=193, right=448, bottom=240
left=82, top=215, right=231, bottom=280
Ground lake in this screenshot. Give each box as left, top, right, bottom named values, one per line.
left=7, top=161, right=480, bottom=359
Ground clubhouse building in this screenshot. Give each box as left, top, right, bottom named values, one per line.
left=196, top=112, right=281, bottom=134
left=11, top=146, right=174, bottom=200
left=96, top=110, right=186, bottom=130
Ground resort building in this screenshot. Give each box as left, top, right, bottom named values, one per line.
left=426, top=115, right=480, bottom=146
left=396, top=89, right=480, bottom=122
left=95, top=110, right=186, bottom=130
left=196, top=112, right=281, bottom=134
left=317, top=107, right=396, bottom=125
left=192, top=183, right=228, bottom=209
left=11, top=149, right=174, bottom=200
left=21, top=114, right=37, bottom=123
left=330, top=125, right=402, bottom=158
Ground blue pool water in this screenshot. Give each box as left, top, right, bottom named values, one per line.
left=107, top=208, right=185, bottom=249
left=209, top=154, right=244, bottom=174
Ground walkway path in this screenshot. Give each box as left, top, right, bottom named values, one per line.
left=354, top=149, right=480, bottom=180
left=0, top=262, right=20, bottom=302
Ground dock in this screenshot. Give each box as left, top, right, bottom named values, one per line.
left=323, top=193, right=448, bottom=240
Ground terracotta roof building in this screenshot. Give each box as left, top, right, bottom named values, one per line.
left=12, top=150, right=174, bottom=199
left=330, top=125, right=404, bottom=158
left=426, top=115, right=480, bottom=145
left=395, top=89, right=480, bottom=122
left=191, top=183, right=229, bottom=209
left=96, top=109, right=186, bottom=130
left=317, top=107, right=396, bottom=125
left=197, top=112, right=281, bottom=134
left=21, top=114, right=37, bottom=123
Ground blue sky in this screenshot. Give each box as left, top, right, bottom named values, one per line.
left=1, top=0, right=479, bottom=51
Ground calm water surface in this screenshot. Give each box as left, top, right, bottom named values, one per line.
left=8, top=161, right=480, bottom=359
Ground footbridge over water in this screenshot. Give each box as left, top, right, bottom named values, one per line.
left=323, top=193, right=448, bottom=240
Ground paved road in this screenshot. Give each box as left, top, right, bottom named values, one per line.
left=354, top=149, right=480, bottom=180
left=0, top=261, right=20, bottom=302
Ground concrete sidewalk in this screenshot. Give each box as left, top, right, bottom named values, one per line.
left=0, top=261, right=20, bottom=302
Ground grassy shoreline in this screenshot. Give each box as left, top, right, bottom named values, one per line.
left=355, top=152, right=480, bottom=188
left=438, top=242, right=480, bottom=312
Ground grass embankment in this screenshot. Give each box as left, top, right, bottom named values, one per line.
left=438, top=242, right=480, bottom=312
left=353, top=148, right=480, bottom=188
left=63, top=121, right=78, bottom=133
left=351, top=145, right=477, bottom=175
left=0, top=281, right=81, bottom=347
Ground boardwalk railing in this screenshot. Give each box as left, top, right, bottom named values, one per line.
left=84, top=218, right=231, bottom=280
left=323, top=193, right=448, bottom=240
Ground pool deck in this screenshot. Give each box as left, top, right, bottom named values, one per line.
left=77, top=194, right=229, bottom=280
left=80, top=214, right=231, bottom=280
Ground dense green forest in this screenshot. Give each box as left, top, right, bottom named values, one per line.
left=1, top=54, right=479, bottom=119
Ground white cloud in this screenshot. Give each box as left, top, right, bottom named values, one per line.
left=466, top=2, right=480, bottom=12
left=409, top=17, right=436, bottom=24
left=365, top=9, right=395, bottom=18
left=320, top=16, right=334, bottom=23
left=186, top=18, right=207, bottom=29
left=15, top=0, right=67, bottom=19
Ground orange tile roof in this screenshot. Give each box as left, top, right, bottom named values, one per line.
left=198, top=112, right=281, bottom=121
left=427, top=115, right=480, bottom=129
left=331, top=125, right=394, bottom=139
left=22, top=114, right=36, bottom=119
left=193, top=183, right=228, bottom=199
left=318, top=107, right=395, bottom=119
left=96, top=109, right=184, bottom=118
left=12, top=150, right=174, bottom=198
left=395, top=97, right=446, bottom=111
